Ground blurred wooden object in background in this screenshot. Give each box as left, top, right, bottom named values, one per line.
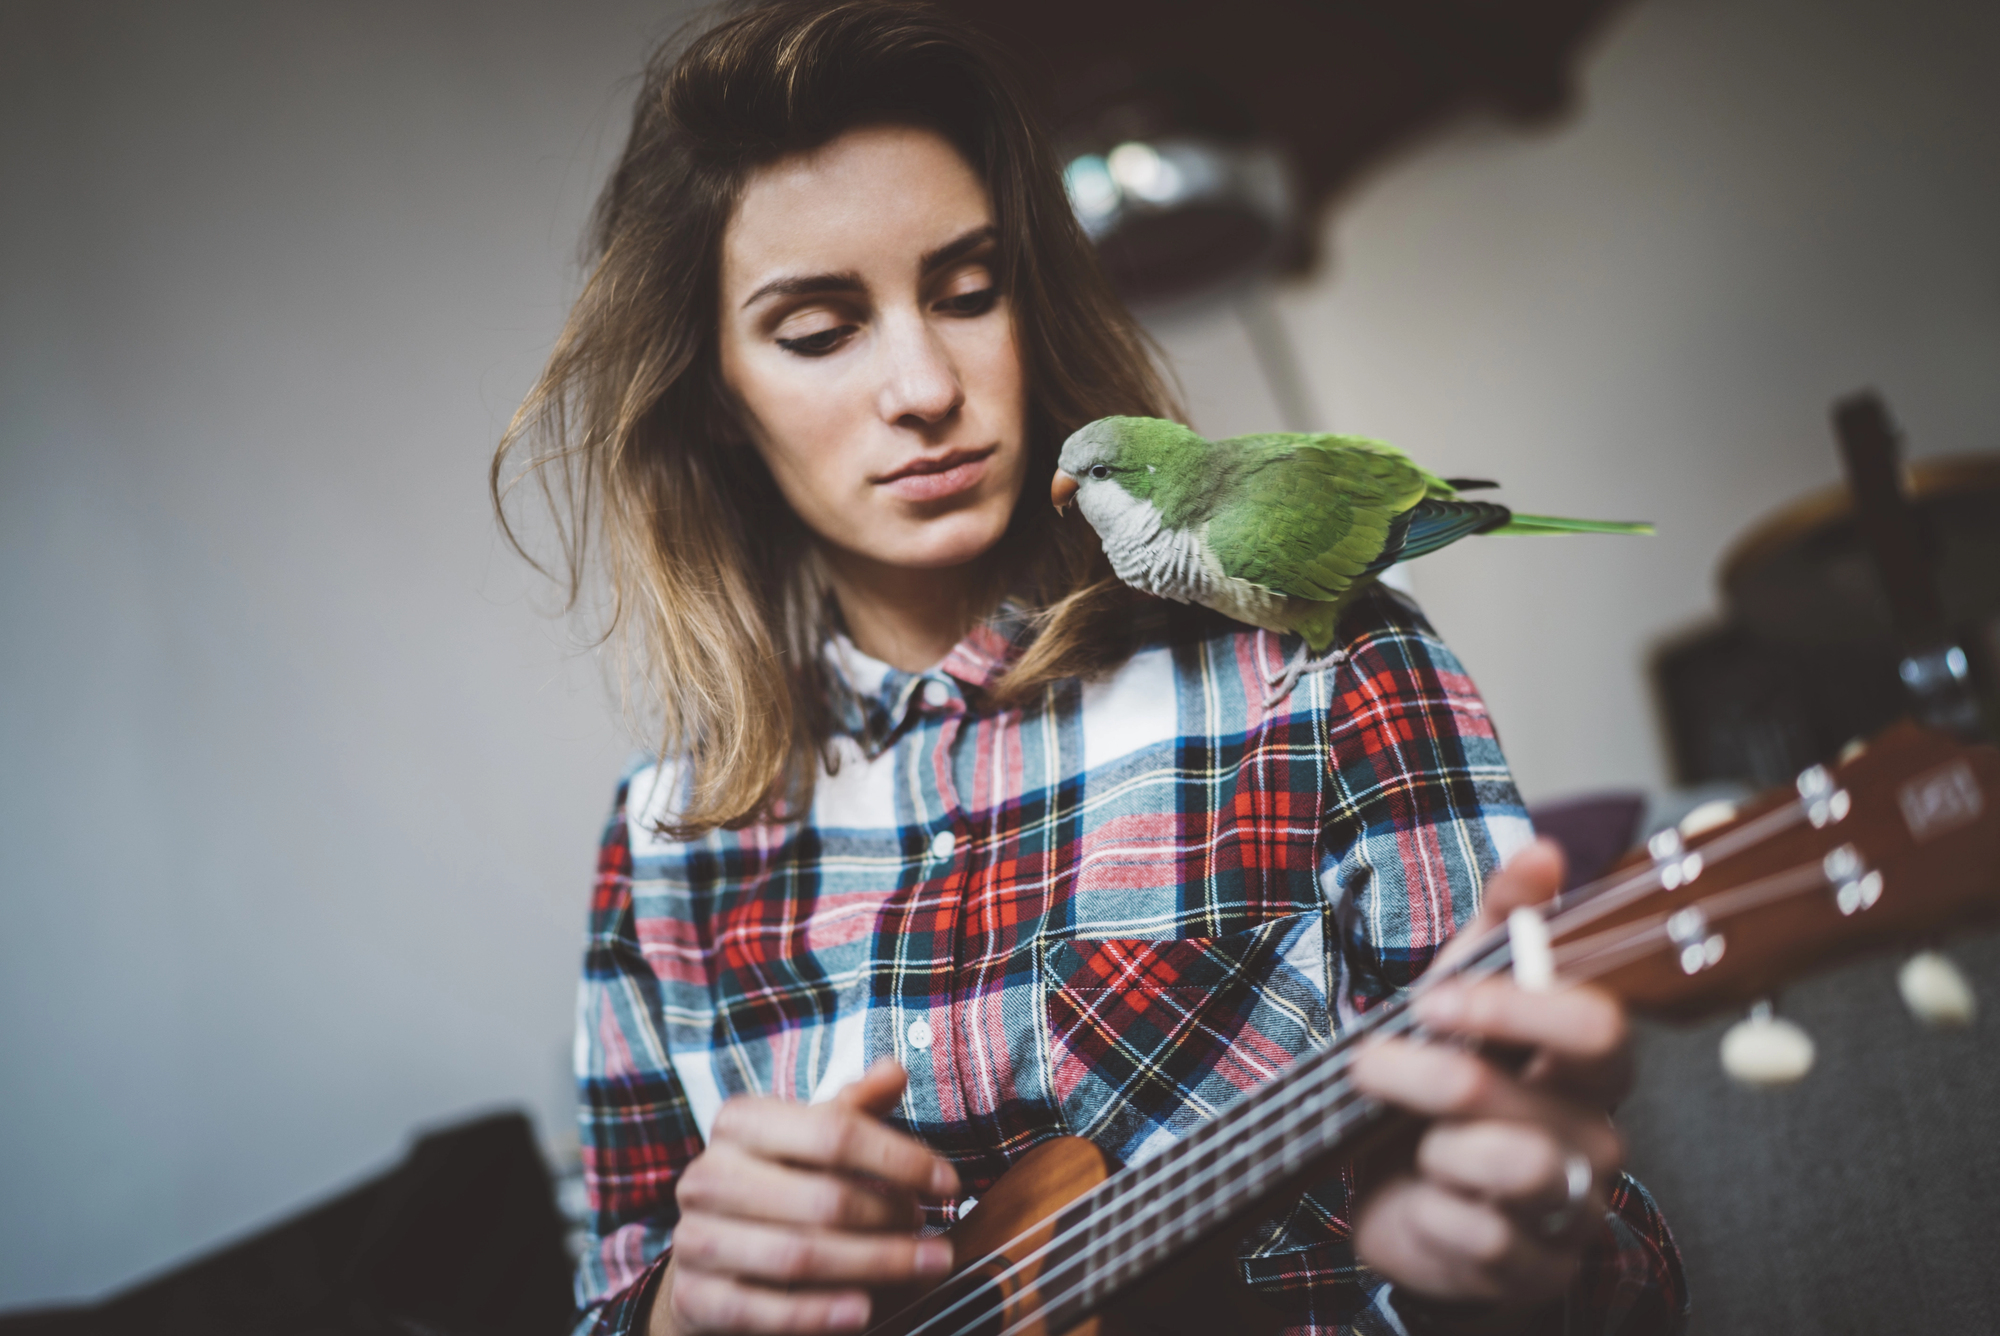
left=1656, top=413, right=1999, bottom=788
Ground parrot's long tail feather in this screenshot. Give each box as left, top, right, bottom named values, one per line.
left=1489, top=512, right=1655, bottom=536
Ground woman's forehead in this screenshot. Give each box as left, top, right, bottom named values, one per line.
left=722, top=123, right=993, bottom=302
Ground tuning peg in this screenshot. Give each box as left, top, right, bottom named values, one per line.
left=1720, top=1000, right=1816, bottom=1086
left=1898, top=950, right=1976, bottom=1026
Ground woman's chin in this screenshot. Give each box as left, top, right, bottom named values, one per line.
left=854, top=518, right=1009, bottom=573
left=854, top=499, right=1014, bottom=571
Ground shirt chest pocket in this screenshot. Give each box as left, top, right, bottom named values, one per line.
left=1036, top=909, right=1332, bottom=1164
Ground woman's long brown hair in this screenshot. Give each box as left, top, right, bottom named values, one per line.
left=494, top=0, right=1178, bottom=836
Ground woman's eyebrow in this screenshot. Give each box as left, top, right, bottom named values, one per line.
left=738, top=226, right=995, bottom=310
left=741, top=271, right=863, bottom=310
left=920, top=225, right=996, bottom=275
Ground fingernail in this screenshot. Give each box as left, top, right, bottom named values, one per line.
left=917, top=1238, right=954, bottom=1275
left=931, top=1161, right=960, bottom=1195
left=828, top=1294, right=870, bottom=1329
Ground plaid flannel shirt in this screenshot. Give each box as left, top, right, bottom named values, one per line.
left=574, top=588, right=1688, bottom=1334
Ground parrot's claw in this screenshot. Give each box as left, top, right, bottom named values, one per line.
left=1261, top=645, right=1348, bottom=708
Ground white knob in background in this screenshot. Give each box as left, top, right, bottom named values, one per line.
left=1720, top=1001, right=1815, bottom=1086
left=1898, top=950, right=1976, bottom=1026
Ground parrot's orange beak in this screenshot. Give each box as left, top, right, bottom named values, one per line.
left=1051, top=470, right=1080, bottom=514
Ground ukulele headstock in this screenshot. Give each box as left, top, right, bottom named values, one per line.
left=1546, top=722, right=2000, bottom=1020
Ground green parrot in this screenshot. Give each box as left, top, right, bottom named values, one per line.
left=1051, top=416, right=1653, bottom=703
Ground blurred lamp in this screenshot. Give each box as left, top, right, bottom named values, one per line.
left=1063, top=135, right=1295, bottom=305
left=1057, top=62, right=1299, bottom=309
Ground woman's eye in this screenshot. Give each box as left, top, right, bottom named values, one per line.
left=775, top=325, right=855, bottom=357
left=937, top=287, right=997, bottom=317
left=1089, top=464, right=1111, bottom=479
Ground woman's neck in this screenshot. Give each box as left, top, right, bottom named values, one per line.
left=822, top=545, right=985, bottom=672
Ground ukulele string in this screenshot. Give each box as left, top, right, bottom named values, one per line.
left=1554, top=860, right=1836, bottom=981
left=976, top=850, right=1842, bottom=1336
left=1539, top=796, right=1812, bottom=938
left=892, top=828, right=1835, bottom=1336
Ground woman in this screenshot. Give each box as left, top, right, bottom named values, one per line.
left=495, top=3, right=1687, bottom=1333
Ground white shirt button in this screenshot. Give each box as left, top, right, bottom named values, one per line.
left=906, top=1019, right=934, bottom=1050
left=922, top=679, right=951, bottom=708
left=929, top=829, right=956, bottom=860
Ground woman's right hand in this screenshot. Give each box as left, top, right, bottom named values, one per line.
left=649, top=1059, right=962, bottom=1335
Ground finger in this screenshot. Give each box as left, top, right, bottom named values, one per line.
left=832, top=1058, right=909, bottom=1118
left=1354, top=1175, right=1579, bottom=1306
left=677, top=1142, right=920, bottom=1232
left=710, top=1096, right=960, bottom=1197
left=673, top=1211, right=954, bottom=1287
left=1416, top=979, right=1627, bottom=1065
left=1414, top=979, right=1632, bottom=1105
left=1415, top=1120, right=1606, bottom=1213
left=1351, top=1040, right=1623, bottom=1177
left=669, top=1266, right=872, bottom=1334
left=1432, top=840, right=1567, bottom=973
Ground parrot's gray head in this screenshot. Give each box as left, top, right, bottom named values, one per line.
left=1052, top=415, right=1199, bottom=518
left=1056, top=417, right=1124, bottom=484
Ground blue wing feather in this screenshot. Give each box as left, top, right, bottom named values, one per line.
left=1361, top=498, right=1511, bottom=577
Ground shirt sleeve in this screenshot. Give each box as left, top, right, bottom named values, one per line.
left=1309, top=590, right=1689, bottom=1336
left=572, top=770, right=705, bottom=1335
left=1315, top=587, right=1534, bottom=1017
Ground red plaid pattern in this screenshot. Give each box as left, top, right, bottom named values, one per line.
left=572, top=589, right=1686, bottom=1333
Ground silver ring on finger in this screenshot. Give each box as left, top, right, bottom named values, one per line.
left=1536, top=1151, right=1594, bottom=1239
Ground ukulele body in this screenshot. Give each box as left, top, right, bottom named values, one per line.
left=874, top=1136, right=1285, bottom=1336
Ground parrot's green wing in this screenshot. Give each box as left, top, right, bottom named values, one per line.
left=1200, top=435, right=1453, bottom=646
left=1193, top=431, right=1650, bottom=650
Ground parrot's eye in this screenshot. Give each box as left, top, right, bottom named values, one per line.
left=1088, top=464, right=1112, bottom=480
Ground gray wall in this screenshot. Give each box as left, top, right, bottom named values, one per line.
left=2, top=0, right=1995, bottom=1317
left=0, top=0, right=677, bottom=1305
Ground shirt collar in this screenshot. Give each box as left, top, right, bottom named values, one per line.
left=822, top=605, right=1033, bottom=749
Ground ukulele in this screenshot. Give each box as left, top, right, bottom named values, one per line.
left=867, top=720, right=2000, bottom=1336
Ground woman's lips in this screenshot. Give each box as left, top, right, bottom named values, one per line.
left=875, top=447, right=995, bottom=503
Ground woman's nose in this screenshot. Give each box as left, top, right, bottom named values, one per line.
left=876, top=317, right=963, bottom=428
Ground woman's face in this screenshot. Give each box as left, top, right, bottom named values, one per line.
left=717, top=123, right=1028, bottom=575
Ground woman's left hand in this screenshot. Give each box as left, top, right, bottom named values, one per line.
left=1350, top=839, right=1632, bottom=1325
